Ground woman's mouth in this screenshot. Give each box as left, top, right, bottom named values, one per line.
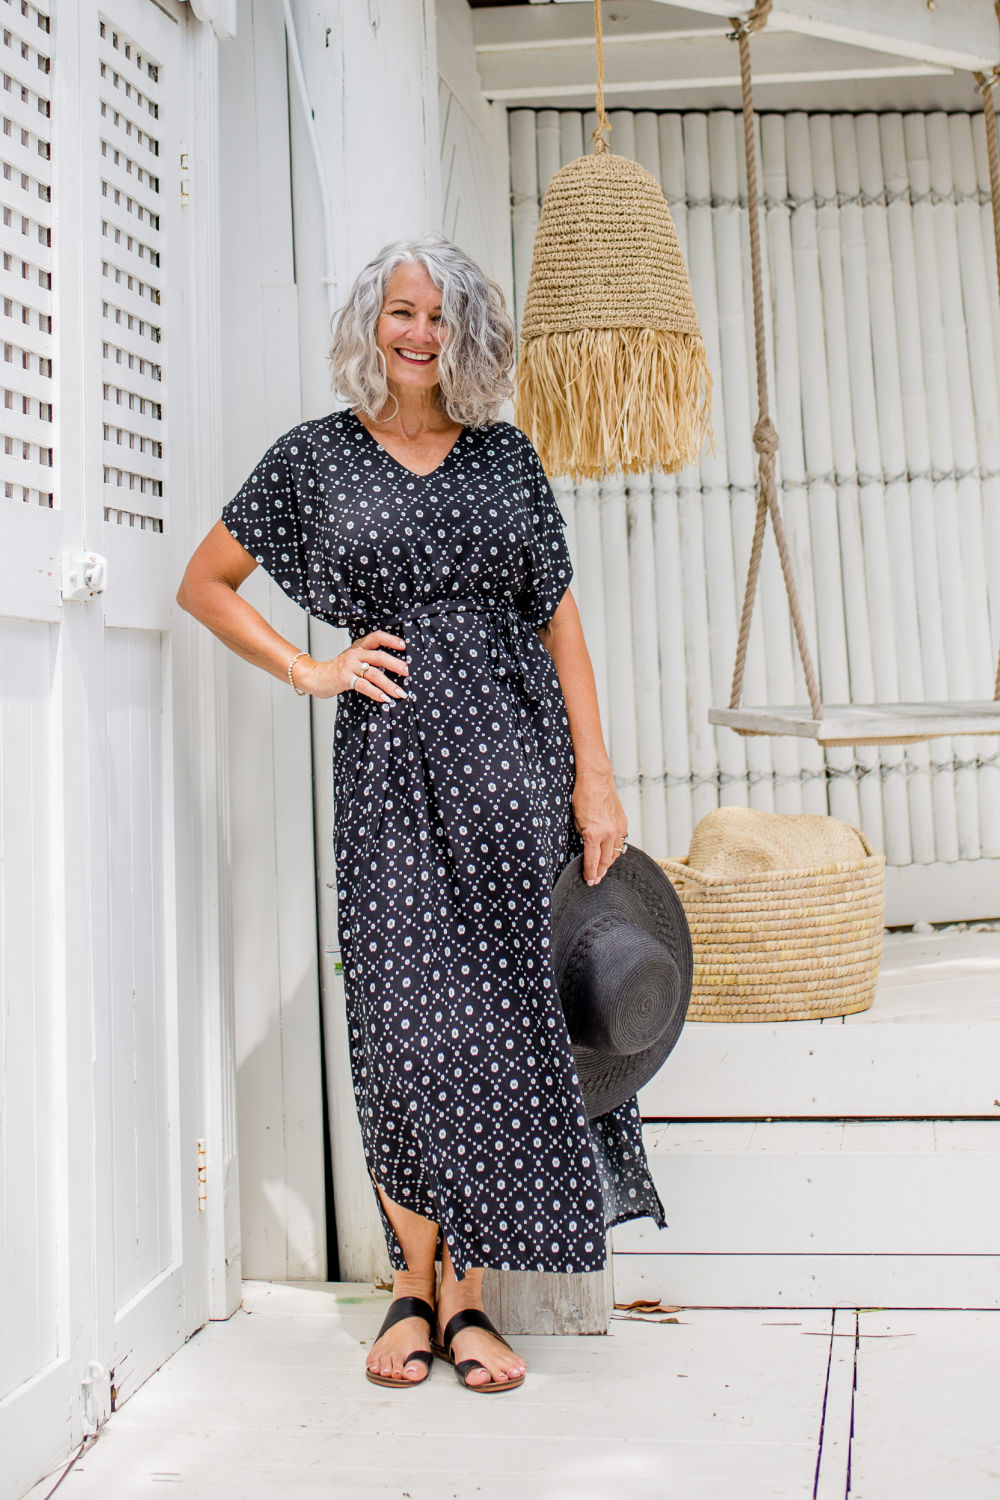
left=395, top=348, right=436, bottom=364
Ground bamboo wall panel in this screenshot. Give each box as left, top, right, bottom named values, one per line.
left=510, top=109, right=1000, bottom=892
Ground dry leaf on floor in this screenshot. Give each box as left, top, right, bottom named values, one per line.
left=614, top=1298, right=683, bottom=1314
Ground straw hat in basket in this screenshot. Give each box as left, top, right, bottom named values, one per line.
left=658, top=807, right=886, bottom=1023
left=551, top=846, right=693, bottom=1118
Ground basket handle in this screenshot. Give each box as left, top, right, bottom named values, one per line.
left=657, top=858, right=713, bottom=887
left=850, top=824, right=878, bottom=857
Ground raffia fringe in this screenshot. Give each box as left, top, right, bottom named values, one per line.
left=514, top=326, right=713, bottom=481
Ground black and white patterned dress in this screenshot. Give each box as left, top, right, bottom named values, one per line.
left=222, top=409, right=666, bottom=1279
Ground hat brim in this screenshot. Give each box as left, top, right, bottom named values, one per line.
left=551, top=846, right=693, bottom=1120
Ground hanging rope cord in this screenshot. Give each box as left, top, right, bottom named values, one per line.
left=726, top=2, right=824, bottom=720
left=591, top=0, right=612, bottom=154
left=974, top=1, right=1000, bottom=699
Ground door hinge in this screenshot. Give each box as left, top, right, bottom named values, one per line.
left=180, top=149, right=191, bottom=207
left=197, top=1137, right=207, bottom=1212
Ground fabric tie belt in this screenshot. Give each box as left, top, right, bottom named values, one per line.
left=347, top=596, right=552, bottom=706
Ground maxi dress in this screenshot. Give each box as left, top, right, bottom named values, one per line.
left=223, top=408, right=666, bottom=1279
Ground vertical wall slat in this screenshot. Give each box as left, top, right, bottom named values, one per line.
left=654, top=115, right=696, bottom=849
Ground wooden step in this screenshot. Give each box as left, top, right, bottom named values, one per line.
left=613, top=1119, right=1000, bottom=1309
left=639, top=929, right=1000, bottom=1119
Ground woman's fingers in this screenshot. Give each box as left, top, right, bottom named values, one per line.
left=349, top=632, right=410, bottom=701
left=582, top=829, right=625, bottom=885
left=363, top=630, right=408, bottom=664
left=356, top=663, right=409, bottom=700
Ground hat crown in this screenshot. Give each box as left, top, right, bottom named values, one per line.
left=561, top=917, right=680, bottom=1057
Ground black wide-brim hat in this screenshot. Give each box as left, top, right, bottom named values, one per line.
left=551, top=845, right=693, bottom=1120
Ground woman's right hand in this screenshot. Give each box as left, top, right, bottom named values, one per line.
left=297, top=631, right=410, bottom=702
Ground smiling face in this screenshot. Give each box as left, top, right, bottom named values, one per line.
left=376, top=261, right=448, bottom=395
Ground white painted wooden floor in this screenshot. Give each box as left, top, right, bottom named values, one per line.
left=22, top=1282, right=1000, bottom=1500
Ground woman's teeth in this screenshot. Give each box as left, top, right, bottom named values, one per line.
left=396, top=349, right=435, bottom=363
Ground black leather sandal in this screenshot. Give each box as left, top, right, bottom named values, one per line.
left=364, top=1295, right=435, bottom=1388
left=430, top=1307, right=526, bottom=1392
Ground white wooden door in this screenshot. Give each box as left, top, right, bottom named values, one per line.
left=0, top=2, right=209, bottom=1492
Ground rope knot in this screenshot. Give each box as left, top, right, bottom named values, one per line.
left=753, top=416, right=779, bottom=456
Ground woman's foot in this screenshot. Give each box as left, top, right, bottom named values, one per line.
left=435, top=1266, right=527, bottom=1388
left=365, top=1273, right=435, bottom=1384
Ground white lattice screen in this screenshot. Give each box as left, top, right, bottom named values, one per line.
left=98, top=12, right=164, bottom=532
left=1, top=0, right=54, bottom=508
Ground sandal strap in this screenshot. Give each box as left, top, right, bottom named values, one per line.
left=375, top=1295, right=436, bottom=1340
left=403, top=1349, right=434, bottom=1370
left=440, top=1306, right=513, bottom=1358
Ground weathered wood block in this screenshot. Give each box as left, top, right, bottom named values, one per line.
left=482, top=1233, right=614, bottom=1335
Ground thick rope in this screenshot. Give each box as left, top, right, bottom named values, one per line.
left=590, top=0, right=611, bottom=154
left=975, top=34, right=1000, bottom=697
left=727, top=6, right=823, bottom=720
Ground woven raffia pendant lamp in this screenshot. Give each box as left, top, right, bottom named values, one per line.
left=514, top=1, right=712, bottom=481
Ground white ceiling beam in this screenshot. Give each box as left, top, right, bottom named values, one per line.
left=473, top=1, right=720, bottom=51
left=475, top=30, right=948, bottom=103
left=654, top=0, right=1000, bottom=73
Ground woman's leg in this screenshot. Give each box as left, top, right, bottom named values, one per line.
left=367, top=1174, right=439, bottom=1382
left=435, top=1240, right=527, bottom=1387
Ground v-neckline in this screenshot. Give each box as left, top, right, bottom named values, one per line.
left=348, top=409, right=466, bottom=480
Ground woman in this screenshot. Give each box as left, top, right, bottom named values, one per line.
left=177, top=235, right=666, bottom=1393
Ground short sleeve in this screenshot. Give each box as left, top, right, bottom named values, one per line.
left=221, top=431, right=313, bottom=611
left=512, top=433, right=574, bottom=629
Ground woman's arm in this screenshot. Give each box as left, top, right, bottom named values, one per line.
left=537, top=588, right=628, bottom=885
left=176, top=521, right=408, bottom=703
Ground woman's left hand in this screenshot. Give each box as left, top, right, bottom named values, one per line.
left=571, top=766, right=628, bottom=886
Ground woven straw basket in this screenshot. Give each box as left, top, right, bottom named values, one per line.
left=657, top=808, right=886, bottom=1022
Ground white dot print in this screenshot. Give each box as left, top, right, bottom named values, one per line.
left=221, top=408, right=666, bottom=1280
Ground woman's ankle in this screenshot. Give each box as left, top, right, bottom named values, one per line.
left=392, top=1268, right=436, bottom=1304
left=437, top=1266, right=485, bottom=1307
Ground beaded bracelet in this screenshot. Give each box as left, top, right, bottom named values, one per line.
left=287, top=650, right=309, bottom=696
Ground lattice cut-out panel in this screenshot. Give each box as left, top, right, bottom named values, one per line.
left=99, top=12, right=164, bottom=530
left=1, top=0, right=54, bottom=508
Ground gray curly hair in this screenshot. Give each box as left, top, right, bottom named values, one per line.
left=328, top=234, right=515, bottom=428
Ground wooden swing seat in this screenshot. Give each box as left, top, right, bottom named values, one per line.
left=709, top=701, right=1000, bottom=748
left=714, top=7, right=1000, bottom=751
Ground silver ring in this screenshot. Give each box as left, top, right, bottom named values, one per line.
left=358, top=661, right=370, bottom=679
left=348, top=672, right=358, bottom=691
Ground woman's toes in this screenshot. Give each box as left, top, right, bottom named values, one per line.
left=465, top=1364, right=491, bottom=1386
left=404, top=1360, right=428, bottom=1381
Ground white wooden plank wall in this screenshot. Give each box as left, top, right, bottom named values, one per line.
left=105, top=630, right=172, bottom=1309
left=0, top=619, right=57, bottom=1404
left=219, top=0, right=326, bottom=1284
left=510, top=109, right=1000, bottom=914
